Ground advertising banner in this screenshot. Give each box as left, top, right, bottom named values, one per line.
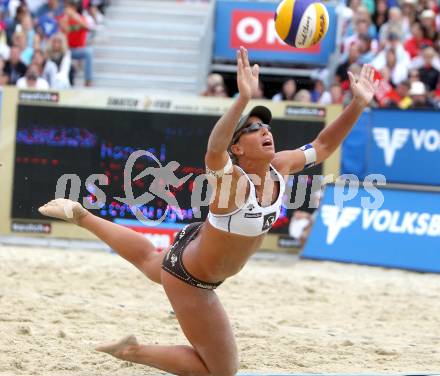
left=302, top=185, right=440, bottom=273
left=214, top=0, right=337, bottom=65
left=342, top=109, right=440, bottom=186
left=114, top=219, right=182, bottom=250
left=366, top=110, right=440, bottom=186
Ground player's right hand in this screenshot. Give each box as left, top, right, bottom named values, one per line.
left=236, top=46, right=259, bottom=101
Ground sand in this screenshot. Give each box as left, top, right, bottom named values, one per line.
left=1, top=245, right=440, bottom=376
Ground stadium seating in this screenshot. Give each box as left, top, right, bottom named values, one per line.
left=92, top=0, right=214, bottom=93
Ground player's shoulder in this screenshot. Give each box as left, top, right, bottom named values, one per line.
left=270, top=159, right=289, bottom=177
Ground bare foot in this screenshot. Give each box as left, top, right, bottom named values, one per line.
left=95, top=335, right=139, bottom=360
left=38, top=198, right=88, bottom=225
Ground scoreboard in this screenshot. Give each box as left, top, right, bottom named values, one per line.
left=0, top=87, right=341, bottom=251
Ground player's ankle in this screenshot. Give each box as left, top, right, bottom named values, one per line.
left=75, top=208, right=90, bottom=227
left=76, top=213, right=86, bottom=227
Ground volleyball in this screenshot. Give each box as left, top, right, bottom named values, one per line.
left=274, top=0, right=329, bottom=48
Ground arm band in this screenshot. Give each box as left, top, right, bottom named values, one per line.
left=300, top=144, right=317, bottom=169
left=206, top=156, right=233, bottom=178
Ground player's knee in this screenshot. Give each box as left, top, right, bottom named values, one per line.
left=138, top=251, right=164, bottom=284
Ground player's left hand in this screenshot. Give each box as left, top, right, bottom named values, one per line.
left=348, top=64, right=380, bottom=107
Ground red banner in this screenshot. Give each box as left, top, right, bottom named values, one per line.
left=123, top=225, right=180, bottom=251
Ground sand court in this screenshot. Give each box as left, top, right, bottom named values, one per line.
left=1, top=245, right=440, bottom=375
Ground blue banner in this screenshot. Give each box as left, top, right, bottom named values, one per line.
left=214, top=0, right=337, bottom=65
left=302, top=185, right=440, bottom=273
left=342, top=109, right=440, bottom=186
left=367, top=110, right=440, bottom=186
left=341, top=110, right=369, bottom=178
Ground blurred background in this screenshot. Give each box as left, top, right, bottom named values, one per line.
left=1, top=0, right=440, bottom=105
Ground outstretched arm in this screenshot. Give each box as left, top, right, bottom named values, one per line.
left=273, top=64, right=380, bottom=174
left=204, top=46, right=259, bottom=171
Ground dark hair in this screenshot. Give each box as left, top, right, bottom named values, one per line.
left=14, top=4, right=28, bottom=21
left=230, top=152, right=238, bottom=165
left=66, top=0, right=83, bottom=12
left=372, top=0, right=388, bottom=28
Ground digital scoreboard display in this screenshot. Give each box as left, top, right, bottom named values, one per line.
left=12, top=104, right=323, bottom=234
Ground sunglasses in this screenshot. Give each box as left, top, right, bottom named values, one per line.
left=232, top=122, right=271, bottom=144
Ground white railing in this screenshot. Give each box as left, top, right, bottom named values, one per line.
left=196, top=0, right=216, bottom=94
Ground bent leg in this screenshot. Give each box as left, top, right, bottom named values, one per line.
left=96, top=335, right=210, bottom=376
left=161, top=270, right=239, bottom=376
left=97, top=272, right=239, bottom=376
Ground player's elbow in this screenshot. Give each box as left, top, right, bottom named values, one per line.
left=206, top=143, right=224, bottom=156
left=205, top=150, right=227, bottom=170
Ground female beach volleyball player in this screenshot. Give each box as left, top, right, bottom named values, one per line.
left=39, top=47, right=379, bottom=376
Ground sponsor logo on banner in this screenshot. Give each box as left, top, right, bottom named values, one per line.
left=19, top=91, right=59, bottom=103
left=321, top=204, right=440, bottom=245
left=153, top=100, right=172, bottom=110
left=373, top=127, right=440, bottom=166
left=172, top=103, right=200, bottom=112
left=107, top=97, right=139, bottom=108
left=321, top=205, right=361, bottom=245
left=285, top=106, right=326, bottom=118
left=230, top=10, right=320, bottom=52
left=168, top=101, right=229, bottom=115
left=278, top=236, right=301, bottom=248
left=11, top=221, right=52, bottom=234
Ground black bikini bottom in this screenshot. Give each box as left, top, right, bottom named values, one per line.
left=162, top=222, right=223, bottom=290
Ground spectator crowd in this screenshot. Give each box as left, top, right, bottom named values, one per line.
left=2, top=0, right=440, bottom=107
left=0, top=0, right=107, bottom=89
left=204, top=0, right=440, bottom=110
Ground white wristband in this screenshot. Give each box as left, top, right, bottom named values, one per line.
left=300, top=144, right=317, bottom=168
left=206, top=156, right=233, bottom=178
